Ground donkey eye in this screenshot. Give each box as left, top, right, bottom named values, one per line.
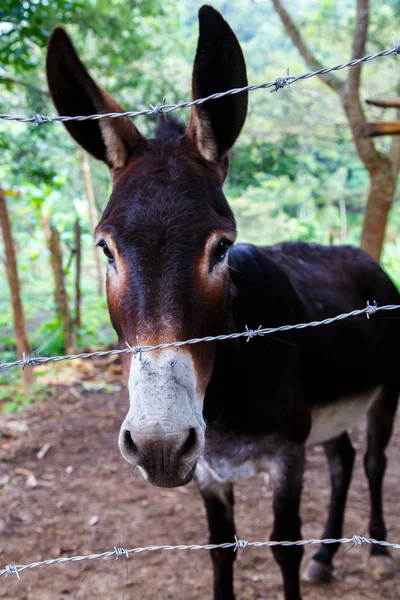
left=97, top=241, right=114, bottom=263
left=213, top=239, right=231, bottom=263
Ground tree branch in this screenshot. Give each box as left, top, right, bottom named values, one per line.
left=348, top=0, right=369, bottom=91
left=363, top=121, right=400, bottom=137
left=271, top=0, right=344, bottom=93
left=342, top=0, right=384, bottom=173
left=0, top=73, right=48, bottom=97
left=366, top=98, right=400, bottom=108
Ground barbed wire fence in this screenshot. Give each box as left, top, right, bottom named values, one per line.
left=2, top=535, right=400, bottom=580
left=0, top=301, right=399, bottom=371
left=0, top=40, right=400, bottom=125
left=1, top=37, right=400, bottom=587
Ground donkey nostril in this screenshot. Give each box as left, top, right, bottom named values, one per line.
left=180, top=428, right=197, bottom=459
left=124, top=430, right=138, bottom=456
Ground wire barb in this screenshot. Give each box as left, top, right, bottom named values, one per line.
left=392, top=34, right=400, bottom=55
left=33, top=112, right=45, bottom=126
left=135, top=336, right=143, bottom=361
left=365, top=300, right=378, bottom=319
left=271, top=69, right=292, bottom=93
left=352, top=535, right=367, bottom=546
left=126, top=338, right=143, bottom=361
left=149, top=96, right=168, bottom=117
left=21, top=351, right=38, bottom=369
left=4, top=565, right=20, bottom=579
left=114, top=547, right=130, bottom=559
left=234, top=536, right=248, bottom=551
left=245, top=324, right=263, bottom=342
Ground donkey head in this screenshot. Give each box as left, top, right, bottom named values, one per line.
left=47, top=6, right=248, bottom=487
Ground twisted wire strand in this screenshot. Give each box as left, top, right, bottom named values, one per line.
left=1, top=303, right=399, bottom=372
left=2, top=535, right=400, bottom=579
left=0, top=45, right=398, bottom=125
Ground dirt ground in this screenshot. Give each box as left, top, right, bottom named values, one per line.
left=1, top=373, right=400, bottom=600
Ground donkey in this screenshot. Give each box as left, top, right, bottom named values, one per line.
left=46, top=6, right=400, bottom=599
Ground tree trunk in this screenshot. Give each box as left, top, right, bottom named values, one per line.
left=43, top=218, right=76, bottom=354
left=74, top=219, right=82, bottom=329
left=360, top=161, right=396, bottom=260
left=0, top=189, right=34, bottom=390
left=389, top=107, right=400, bottom=180
left=79, top=149, right=104, bottom=295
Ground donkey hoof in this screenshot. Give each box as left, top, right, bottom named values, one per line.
left=370, top=556, right=396, bottom=580
left=302, top=559, right=333, bottom=584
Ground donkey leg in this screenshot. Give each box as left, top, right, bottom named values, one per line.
left=270, top=444, right=305, bottom=600
left=197, top=476, right=236, bottom=600
left=364, top=384, right=399, bottom=579
left=303, top=432, right=355, bottom=584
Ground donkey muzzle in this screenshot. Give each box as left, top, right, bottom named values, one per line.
left=121, top=349, right=206, bottom=486
left=119, top=425, right=202, bottom=487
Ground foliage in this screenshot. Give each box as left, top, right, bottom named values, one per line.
left=0, top=0, right=82, bottom=73
left=229, top=135, right=300, bottom=191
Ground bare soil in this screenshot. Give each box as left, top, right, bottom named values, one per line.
left=1, top=376, right=400, bottom=600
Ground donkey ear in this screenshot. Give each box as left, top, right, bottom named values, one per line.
left=187, top=6, right=248, bottom=169
left=46, top=27, right=145, bottom=169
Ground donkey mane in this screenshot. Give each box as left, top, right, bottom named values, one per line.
left=154, top=115, right=186, bottom=143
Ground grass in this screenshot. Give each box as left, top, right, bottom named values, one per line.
left=0, top=369, right=51, bottom=413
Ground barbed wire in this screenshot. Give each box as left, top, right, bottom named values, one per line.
left=0, top=301, right=399, bottom=372
left=1, top=534, right=400, bottom=579
left=0, top=43, right=399, bottom=125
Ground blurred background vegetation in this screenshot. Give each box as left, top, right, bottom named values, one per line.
left=0, top=0, right=399, bottom=409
